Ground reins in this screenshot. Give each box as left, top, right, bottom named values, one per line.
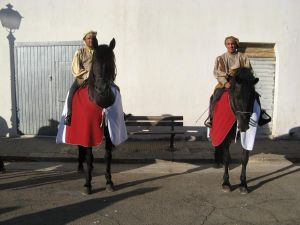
left=195, top=107, right=209, bottom=124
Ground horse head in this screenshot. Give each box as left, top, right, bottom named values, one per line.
left=230, top=67, right=259, bottom=132
left=88, top=38, right=116, bottom=108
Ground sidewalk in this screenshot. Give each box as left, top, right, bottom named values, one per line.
left=1, top=137, right=300, bottom=163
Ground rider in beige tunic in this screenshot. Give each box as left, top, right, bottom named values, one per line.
left=205, top=36, right=252, bottom=127
left=64, top=31, right=98, bottom=125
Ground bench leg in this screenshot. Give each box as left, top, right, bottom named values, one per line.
left=170, top=134, right=175, bottom=150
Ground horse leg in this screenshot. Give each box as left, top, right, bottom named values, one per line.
left=222, top=141, right=232, bottom=192
left=84, top=147, right=94, bottom=194
left=0, top=157, right=5, bottom=173
left=77, top=146, right=86, bottom=173
left=214, top=146, right=223, bottom=168
left=239, top=148, right=250, bottom=194
left=104, top=126, right=115, bottom=192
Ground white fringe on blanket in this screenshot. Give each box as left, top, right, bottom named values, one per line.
left=104, top=86, right=128, bottom=146
left=239, top=99, right=261, bottom=151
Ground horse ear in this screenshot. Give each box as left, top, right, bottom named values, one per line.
left=109, top=38, right=116, bottom=50
left=254, top=77, right=259, bottom=84
left=92, top=37, right=98, bottom=48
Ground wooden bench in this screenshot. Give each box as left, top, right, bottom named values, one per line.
left=125, top=115, right=184, bottom=150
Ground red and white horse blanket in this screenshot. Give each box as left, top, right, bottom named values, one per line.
left=56, top=86, right=127, bottom=147
left=210, top=91, right=236, bottom=147
left=208, top=91, right=260, bottom=151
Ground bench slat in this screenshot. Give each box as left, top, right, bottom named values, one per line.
left=129, top=131, right=185, bottom=135
left=126, top=122, right=183, bottom=126
left=126, top=116, right=183, bottom=121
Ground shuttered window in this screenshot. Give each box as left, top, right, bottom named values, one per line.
left=239, top=43, right=276, bottom=136
left=15, top=41, right=82, bottom=135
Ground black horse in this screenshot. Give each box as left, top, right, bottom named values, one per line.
left=77, top=38, right=117, bottom=194
left=215, top=67, right=259, bottom=194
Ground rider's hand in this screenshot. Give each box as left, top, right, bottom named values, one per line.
left=224, top=82, right=231, bottom=89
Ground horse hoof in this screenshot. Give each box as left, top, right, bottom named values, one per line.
left=106, top=183, right=115, bottom=192
left=84, top=186, right=92, bottom=195
left=239, top=186, right=249, bottom=194
left=222, top=184, right=232, bottom=193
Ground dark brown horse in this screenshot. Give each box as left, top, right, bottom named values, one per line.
left=77, top=38, right=117, bottom=194
left=214, top=67, right=259, bottom=194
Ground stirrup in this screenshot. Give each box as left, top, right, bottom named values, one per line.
left=124, top=113, right=132, bottom=121
left=258, top=110, right=271, bottom=126
left=64, top=114, right=72, bottom=126
left=204, top=117, right=212, bottom=128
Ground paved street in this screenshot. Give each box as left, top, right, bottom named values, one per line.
left=1, top=137, right=300, bottom=163
left=1, top=160, right=300, bottom=225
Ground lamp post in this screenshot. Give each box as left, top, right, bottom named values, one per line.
left=0, top=3, right=22, bottom=136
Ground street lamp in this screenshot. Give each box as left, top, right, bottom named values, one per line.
left=0, top=3, right=23, bottom=136
left=0, top=3, right=22, bottom=30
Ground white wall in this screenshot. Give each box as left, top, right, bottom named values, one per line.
left=0, top=0, right=299, bottom=137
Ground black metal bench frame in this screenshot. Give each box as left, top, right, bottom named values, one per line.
left=125, top=115, right=184, bottom=150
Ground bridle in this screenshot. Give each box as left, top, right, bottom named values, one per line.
left=230, top=89, right=254, bottom=116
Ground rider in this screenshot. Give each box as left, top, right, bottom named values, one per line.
left=205, top=35, right=271, bottom=128
left=205, top=36, right=252, bottom=128
left=64, top=30, right=98, bottom=125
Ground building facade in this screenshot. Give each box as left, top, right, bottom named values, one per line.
left=0, top=0, right=299, bottom=138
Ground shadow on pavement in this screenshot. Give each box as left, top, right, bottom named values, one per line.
left=247, top=167, right=300, bottom=193
left=0, top=171, right=82, bottom=191
left=229, top=164, right=300, bottom=193
left=0, top=206, right=21, bottom=215
left=0, top=187, right=159, bottom=225
left=114, top=164, right=213, bottom=191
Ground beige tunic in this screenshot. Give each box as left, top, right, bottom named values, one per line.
left=71, top=47, right=94, bottom=85
left=213, top=52, right=252, bottom=88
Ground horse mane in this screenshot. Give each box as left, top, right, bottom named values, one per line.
left=231, top=67, right=257, bottom=86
